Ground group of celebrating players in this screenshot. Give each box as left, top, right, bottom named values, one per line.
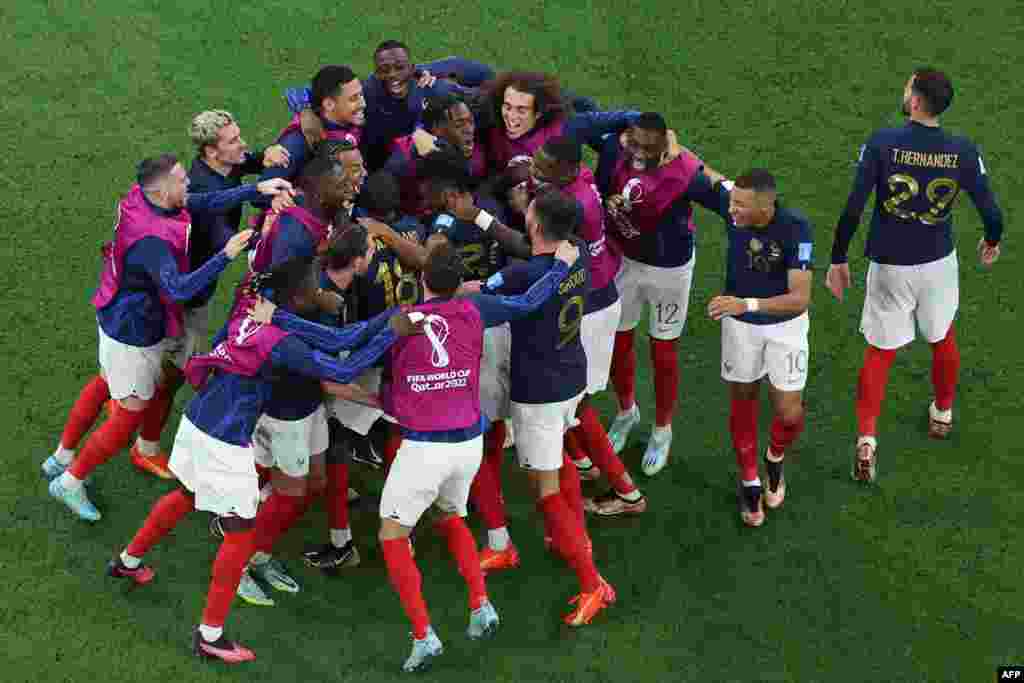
left=41, top=40, right=1004, bottom=672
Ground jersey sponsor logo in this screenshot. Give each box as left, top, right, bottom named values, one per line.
left=423, top=314, right=451, bottom=368
left=798, top=242, right=813, bottom=262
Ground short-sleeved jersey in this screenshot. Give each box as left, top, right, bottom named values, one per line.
left=834, top=122, right=1000, bottom=265
left=484, top=242, right=590, bottom=404
left=428, top=197, right=507, bottom=281
left=708, top=187, right=813, bottom=325
left=353, top=215, right=428, bottom=321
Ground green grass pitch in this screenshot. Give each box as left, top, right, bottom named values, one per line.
left=1, top=1, right=1022, bottom=681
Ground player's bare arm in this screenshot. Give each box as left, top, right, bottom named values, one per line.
left=449, top=191, right=532, bottom=259
left=357, top=216, right=430, bottom=270
left=709, top=269, right=812, bottom=320
left=321, top=380, right=381, bottom=407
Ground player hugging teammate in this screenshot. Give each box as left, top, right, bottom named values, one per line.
left=44, top=52, right=1003, bottom=673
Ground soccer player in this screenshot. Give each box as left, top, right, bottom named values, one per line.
left=384, top=93, right=485, bottom=218
left=478, top=189, right=616, bottom=625
left=596, top=112, right=724, bottom=476
left=260, top=239, right=580, bottom=670
left=124, top=111, right=292, bottom=469
left=259, top=65, right=366, bottom=188
left=701, top=169, right=813, bottom=526
left=826, top=67, right=1004, bottom=482
left=479, top=70, right=639, bottom=174
left=43, top=155, right=291, bottom=521
left=106, top=256, right=409, bottom=664
left=238, top=154, right=371, bottom=599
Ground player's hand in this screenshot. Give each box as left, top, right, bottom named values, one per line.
left=262, top=144, right=291, bottom=168
left=224, top=229, right=256, bottom=259
left=299, top=108, right=324, bottom=150
left=270, top=190, right=296, bottom=214
left=449, top=192, right=480, bottom=223
left=605, top=194, right=625, bottom=215
left=246, top=296, right=277, bottom=324
left=316, top=288, right=345, bottom=315
left=321, top=381, right=381, bottom=407
left=415, top=69, right=437, bottom=89
left=412, top=128, right=439, bottom=156
left=508, top=182, right=530, bottom=215
left=356, top=216, right=392, bottom=239
left=707, top=295, right=748, bottom=320
left=555, top=240, right=580, bottom=267
left=389, top=312, right=424, bottom=337
left=978, top=238, right=1000, bottom=266
left=825, top=263, right=851, bottom=301
left=665, top=129, right=684, bottom=161
left=256, top=178, right=294, bottom=196
left=458, top=280, right=483, bottom=295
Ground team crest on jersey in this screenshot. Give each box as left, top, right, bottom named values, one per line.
left=747, top=237, right=783, bottom=273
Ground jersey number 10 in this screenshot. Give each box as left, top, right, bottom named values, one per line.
left=883, top=174, right=960, bottom=225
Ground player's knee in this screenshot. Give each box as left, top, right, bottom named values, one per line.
left=117, top=396, right=147, bottom=412
left=378, top=518, right=408, bottom=542
left=778, top=398, right=804, bottom=425
left=272, top=471, right=308, bottom=497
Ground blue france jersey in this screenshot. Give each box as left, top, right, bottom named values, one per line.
left=429, top=198, right=507, bottom=281
left=484, top=243, right=590, bottom=404
left=354, top=214, right=428, bottom=320
left=832, top=121, right=1004, bottom=265
left=708, top=187, right=813, bottom=325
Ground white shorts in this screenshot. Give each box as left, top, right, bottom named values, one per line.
left=252, top=405, right=329, bottom=477
left=163, top=305, right=210, bottom=370
left=168, top=416, right=259, bottom=519
left=479, top=324, right=512, bottom=421
left=615, top=253, right=695, bottom=340
left=97, top=322, right=168, bottom=401
left=581, top=298, right=621, bottom=394
left=379, top=435, right=484, bottom=527
left=860, top=251, right=959, bottom=350
left=327, top=365, right=385, bottom=435
left=721, top=313, right=810, bottom=392
left=510, top=392, right=584, bottom=471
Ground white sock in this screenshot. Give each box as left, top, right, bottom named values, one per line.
left=619, top=403, right=638, bottom=419
left=135, top=438, right=160, bottom=457
left=857, top=435, right=878, bottom=450
left=249, top=551, right=271, bottom=566
left=53, top=446, right=75, bottom=466
left=488, top=527, right=510, bottom=551
left=653, top=425, right=672, bottom=439
left=742, top=478, right=762, bottom=488
left=120, top=550, right=141, bottom=569
left=766, top=448, right=784, bottom=463
left=198, top=624, right=223, bottom=643
left=574, top=456, right=594, bottom=469
left=330, top=528, right=352, bottom=548
left=58, top=471, right=83, bottom=491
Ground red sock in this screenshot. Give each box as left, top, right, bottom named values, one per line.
left=469, top=449, right=506, bottom=531
left=729, top=398, right=759, bottom=482
left=769, top=412, right=805, bottom=458
left=559, top=452, right=586, bottom=531
left=59, top=375, right=110, bottom=450
left=931, top=325, right=960, bottom=411
left=253, top=491, right=307, bottom=555
left=68, top=403, right=146, bottom=480
left=201, top=528, right=255, bottom=629
left=381, top=537, right=431, bottom=639
left=382, top=424, right=402, bottom=471
left=435, top=516, right=488, bottom=609
left=610, top=330, right=637, bottom=411
left=576, top=404, right=635, bottom=495
left=564, top=430, right=587, bottom=463
left=538, top=493, right=600, bottom=593
left=857, top=345, right=897, bottom=436
left=139, top=367, right=185, bottom=445
left=485, top=421, right=506, bottom=502
left=650, top=337, right=680, bottom=428
left=126, top=489, right=195, bottom=557
left=326, top=462, right=350, bottom=532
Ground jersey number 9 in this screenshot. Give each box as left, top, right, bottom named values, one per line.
left=883, top=174, right=960, bottom=225
left=557, top=295, right=585, bottom=350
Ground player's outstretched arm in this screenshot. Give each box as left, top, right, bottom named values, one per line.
left=272, top=328, right=397, bottom=386
left=357, top=216, right=431, bottom=270
left=449, top=192, right=532, bottom=259
left=472, top=241, right=578, bottom=326
left=708, top=269, right=812, bottom=320
left=137, top=231, right=252, bottom=303
left=248, top=297, right=395, bottom=354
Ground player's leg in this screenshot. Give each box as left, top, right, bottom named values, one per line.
left=641, top=255, right=696, bottom=476
left=514, top=396, right=614, bottom=626
left=762, top=313, right=810, bottom=510
left=196, top=515, right=258, bottom=664
left=306, top=415, right=360, bottom=573
left=608, top=259, right=644, bottom=452
left=378, top=439, right=445, bottom=672
left=578, top=396, right=646, bottom=516
left=131, top=358, right=184, bottom=479
left=109, top=487, right=193, bottom=585
left=917, top=252, right=960, bottom=438
left=855, top=261, right=915, bottom=482
left=722, top=315, right=766, bottom=526
left=434, top=435, right=499, bottom=639
left=472, top=420, right=517, bottom=571
left=43, top=372, right=110, bottom=480
left=50, top=327, right=157, bottom=520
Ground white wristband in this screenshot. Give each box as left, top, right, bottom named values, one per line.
left=745, top=298, right=759, bottom=312
left=475, top=210, right=495, bottom=231
left=722, top=179, right=735, bottom=192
